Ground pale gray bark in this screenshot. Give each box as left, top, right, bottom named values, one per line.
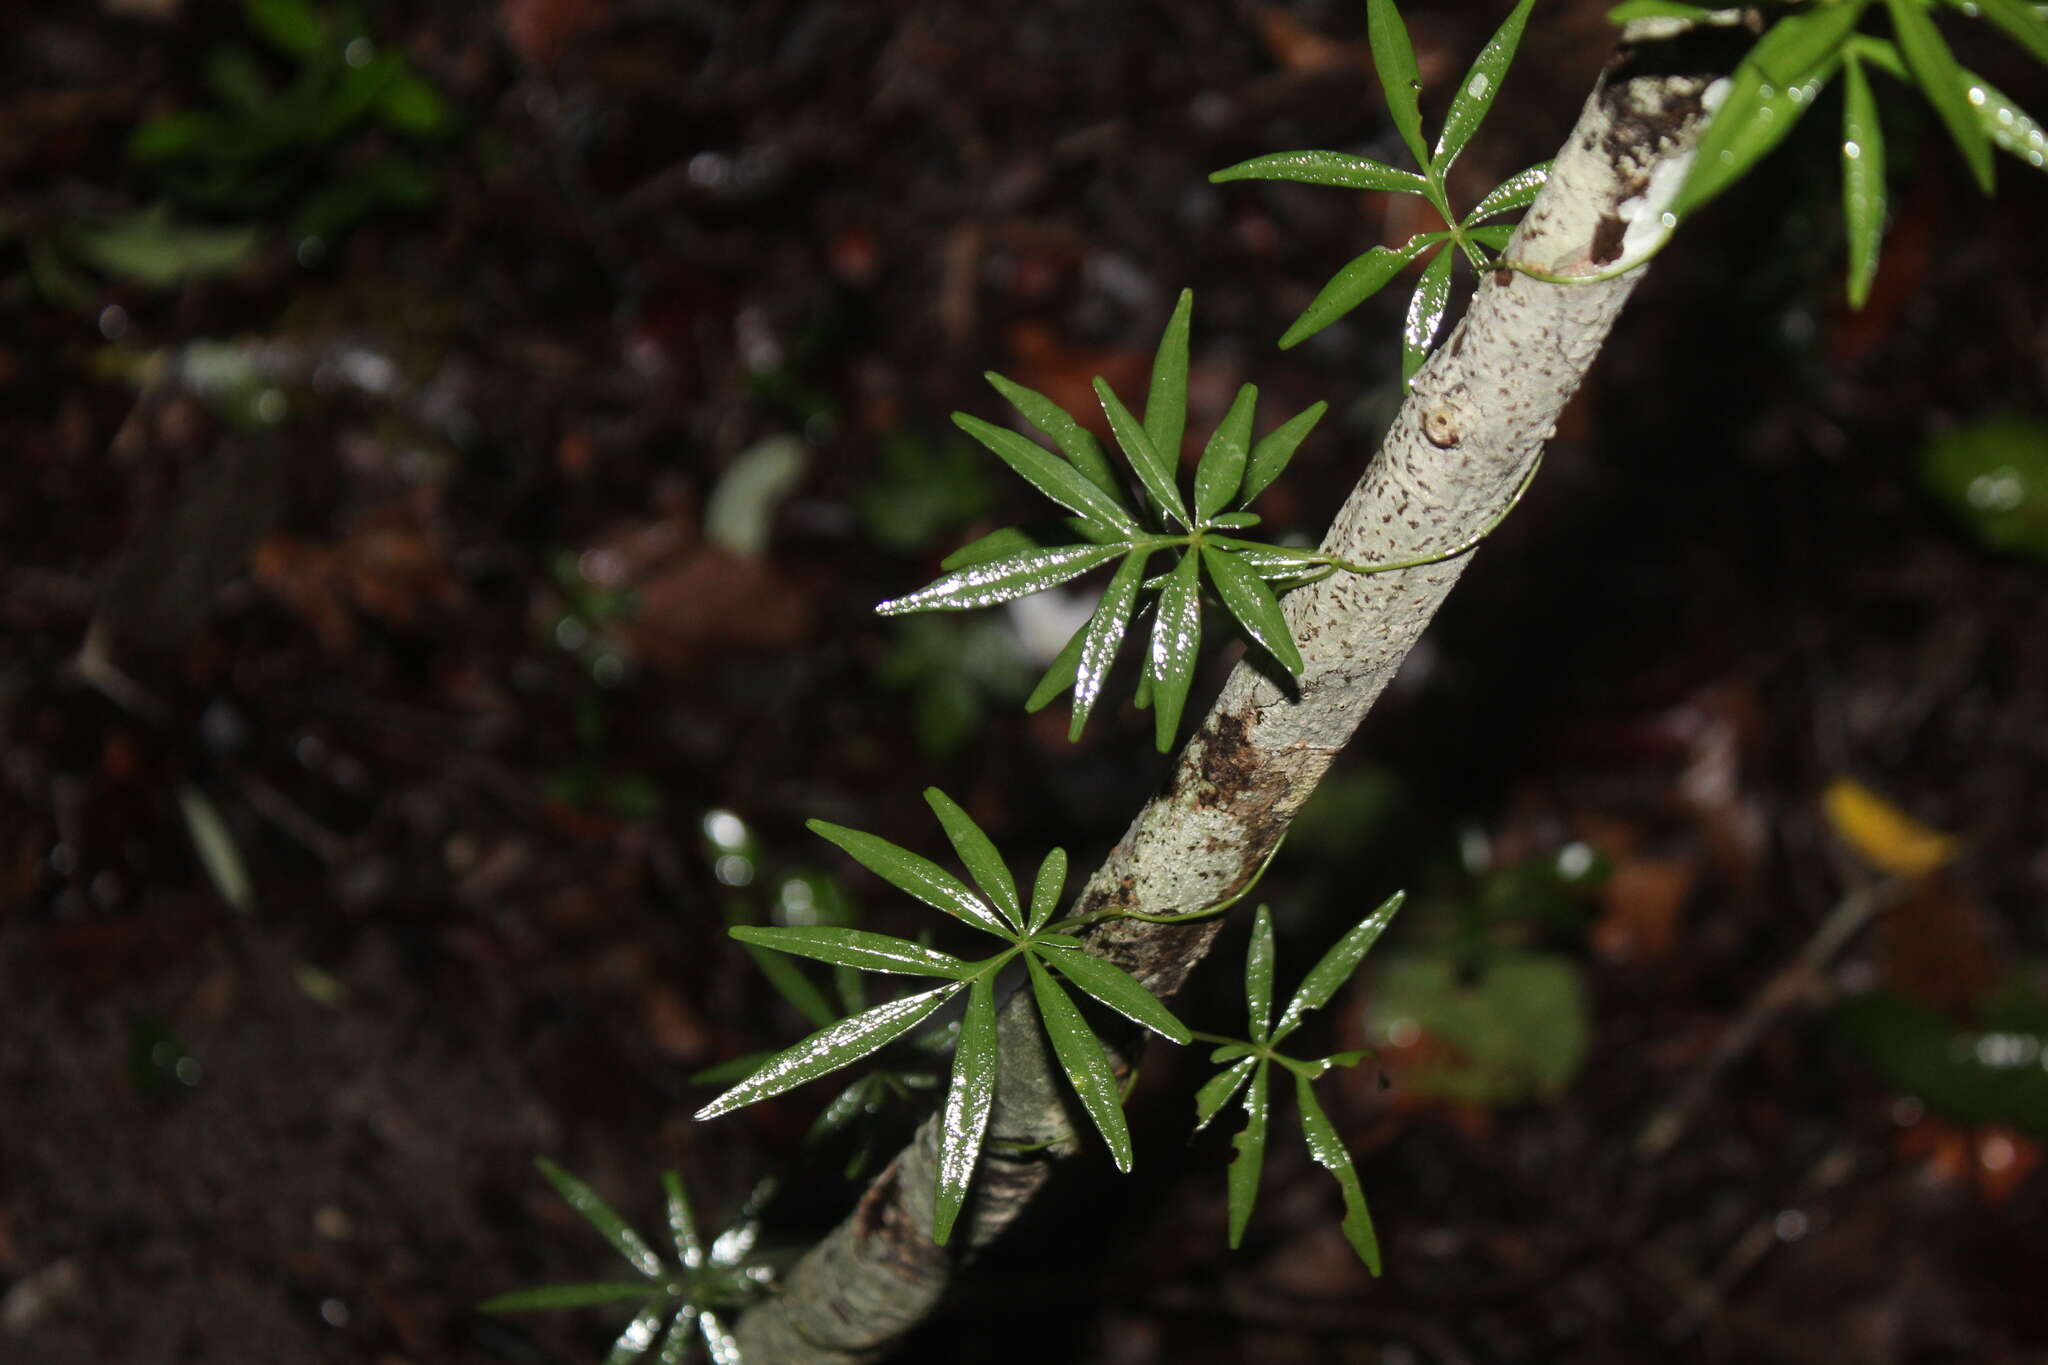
left=736, top=43, right=1718, bottom=1364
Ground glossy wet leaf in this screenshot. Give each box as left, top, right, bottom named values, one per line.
left=1366, top=0, right=1430, bottom=169
left=1202, top=544, right=1304, bottom=677
left=1750, top=0, right=1869, bottom=88
left=1028, top=847, right=1068, bottom=934
left=1226, top=1060, right=1270, bottom=1247
left=1855, top=39, right=2048, bottom=174
left=1026, top=954, right=1134, bottom=1170
left=662, top=1170, right=704, bottom=1270
left=875, top=542, right=1125, bottom=615
left=1147, top=551, right=1203, bottom=752
left=607, top=1299, right=668, bottom=1364
left=1605, top=0, right=1719, bottom=20
left=537, top=1157, right=664, bottom=1278
left=1275, top=891, right=1407, bottom=1041
left=940, top=521, right=1066, bottom=573
left=1240, top=401, right=1327, bottom=506
left=1097, top=378, right=1189, bottom=530
left=925, top=787, right=1021, bottom=928
left=1841, top=57, right=1886, bottom=309
left=1674, top=10, right=1846, bottom=217
left=1401, top=248, right=1456, bottom=384
left=1195, top=384, right=1257, bottom=522
left=695, top=984, right=961, bottom=1117
left=654, top=1311, right=698, bottom=1365
left=1194, top=1057, right=1258, bottom=1134
left=1209, top=149, right=1429, bottom=194
left=1244, top=905, right=1278, bottom=1043
left=933, top=975, right=999, bottom=1244
left=1295, top=1073, right=1382, bottom=1273
left=1146, top=289, right=1194, bottom=481
left=1434, top=0, right=1536, bottom=175
left=481, top=1280, right=661, bottom=1313
left=1277, top=240, right=1432, bottom=350
left=1467, top=223, right=1517, bottom=251
left=982, top=371, right=1124, bottom=497
left=804, top=820, right=1013, bottom=938
left=1834, top=987, right=2048, bottom=1136
left=1070, top=548, right=1149, bottom=739
left=1965, top=0, right=2048, bottom=68
left=953, top=413, right=1139, bottom=533
left=697, top=1311, right=743, bottom=1365
left=1462, top=163, right=1550, bottom=224
left=1886, top=0, right=1994, bottom=192
left=729, top=926, right=976, bottom=979
left=1025, top=618, right=1091, bottom=714
left=1039, top=945, right=1192, bottom=1043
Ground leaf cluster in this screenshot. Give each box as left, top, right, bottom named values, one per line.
left=1618, top=0, right=2048, bottom=307
left=877, top=291, right=1332, bottom=751
left=1209, top=0, right=1548, bottom=382
left=1194, top=898, right=1405, bottom=1272
left=129, top=0, right=453, bottom=250
left=483, top=1161, right=773, bottom=1365
left=693, top=789, right=1192, bottom=1245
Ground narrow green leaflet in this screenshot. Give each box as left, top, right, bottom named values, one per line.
left=1275, top=892, right=1407, bottom=1041
left=1463, top=163, right=1550, bottom=224
left=805, top=820, right=1012, bottom=937
left=481, top=1281, right=658, bottom=1312
left=606, top=1300, right=669, bottom=1365
left=729, top=926, right=975, bottom=979
left=984, top=371, right=1122, bottom=497
left=1028, top=847, right=1068, bottom=934
left=1226, top=1060, right=1270, bottom=1247
left=1606, top=0, right=1720, bottom=20
left=537, top=1158, right=664, bottom=1278
left=1025, top=618, right=1090, bottom=714
left=1296, top=1073, right=1382, bottom=1273
left=1240, top=402, right=1327, bottom=506
left=1145, top=289, right=1194, bottom=477
left=1040, top=945, right=1193, bottom=1043
left=1854, top=38, right=2048, bottom=173
left=1749, top=0, right=1868, bottom=88
left=1887, top=0, right=1994, bottom=192
left=926, top=787, right=1021, bottom=928
left=1194, top=384, right=1257, bottom=522
left=1245, top=906, right=1278, bottom=1043
left=1841, top=56, right=1886, bottom=309
left=1401, top=248, right=1456, bottom=383
left=1194, top=1057, right=1258, bottom=1133
left=1673, top=7, right=1848, bottom=217
left=875, top=542, right=1125, bottom=615
left=933, top=975, right=998, bottom=1245
left=1277, top=238, right=1432, bottom=350
left=695, top=984, right=961, bottom=1118
left=1434, top=0, right=1536, bottom=176
left=1964, top=0, right=2048, bottom=68
left=1096, top=377, right=1189, bottom=530
left=663, top=1170, right=704, bottom=1270
left=953, top=413, right=1138, bottom=532
left=1202, top=544, right=1304, bottom=676
left=1209, top=149, right=1429, bottom=193
left=1026, top=954, right=1135, bottom=1170
left=695, top=1310, right=742, bottom=1365
left=1070, top=549, right=1148, bottom=739
left=1366, top=0, right=1430, bottom=168
left=1147, top=551, right=1203, bottom=752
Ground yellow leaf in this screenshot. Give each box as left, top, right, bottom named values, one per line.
left=1822, top=778, right=1959, bottom=879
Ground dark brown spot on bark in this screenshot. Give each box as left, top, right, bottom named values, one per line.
left=1590, top=214, right=1627, bottom=265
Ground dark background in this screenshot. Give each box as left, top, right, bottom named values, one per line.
left=4, top=1, right=2047, bottom=1362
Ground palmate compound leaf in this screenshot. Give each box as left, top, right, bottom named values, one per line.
left=1200, top=897, right=1403, bottom=1271
left=699, top=797, right=1187, bottom=1242
left=881, top=291, right=1334, bottom=749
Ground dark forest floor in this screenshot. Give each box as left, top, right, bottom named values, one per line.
left=4, top=2, right=2047, bottom=1362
